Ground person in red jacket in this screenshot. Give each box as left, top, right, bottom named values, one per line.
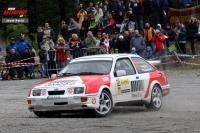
left=54, top=37, right=69, bottom=70
left=102, top=14, right=115, bottom=34
left=152, top=29, right=166, bottom=70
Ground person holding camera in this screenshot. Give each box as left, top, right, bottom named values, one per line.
left=187, top=16, right=198, bottom=55
left=40, top=35, right=55, bottom=51
left=77, top=8, right=87, bottom=29
left=22, top=46, right=35, bottom=79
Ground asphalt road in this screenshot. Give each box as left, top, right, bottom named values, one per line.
left=0, top=74, right=200, bottom=133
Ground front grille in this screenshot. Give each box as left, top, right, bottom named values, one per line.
left=48, top=90, right=65, bottom=95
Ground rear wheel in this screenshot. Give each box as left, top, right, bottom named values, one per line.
left=33, top=111, right=54, bottom=118
left=145, top=85, right=162, bottom=111
left=92, top=90, right=113, bottom=117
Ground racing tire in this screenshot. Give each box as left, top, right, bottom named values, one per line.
left=145, top=85, right=162, bottom=111
left=92, top=90, right=113, bottom=117
left=33, top=111, right=54, bottom=118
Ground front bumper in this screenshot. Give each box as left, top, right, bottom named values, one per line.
left=27, top=94, right=99, bottom=112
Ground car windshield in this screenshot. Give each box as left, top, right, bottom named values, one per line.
left=59, top=60, right=113, bottom=75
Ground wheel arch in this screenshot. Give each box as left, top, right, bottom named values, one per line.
left=147, top=81, right=162, bottom=99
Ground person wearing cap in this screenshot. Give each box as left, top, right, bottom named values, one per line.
left=43, top=22, right=55, bottom=40
left=80, top=15, right=90, bottom=40
left=114, top=35, right=127, bottom=53
left=16, top=34, right=32, bottom=57
left=22, top=46, right=35, bottom=79
left=6, top=38, right=19, bottom=54
left=130, top=47, right=138, bottom=55
left=145, top=46, right=153, bottom=59
left=152, top=29, right=166, bottom=70
left=130, top=30, right=145, bottom=57
left=174, top=20, right=187, bottom=57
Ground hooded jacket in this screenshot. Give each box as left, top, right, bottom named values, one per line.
left=6, top=43, right=19, bottom=54
left=130, top=35, right=145, bottom=52
left=16, top=39, right=32, bottom=56
left=156, top=24, right=165, bottom=34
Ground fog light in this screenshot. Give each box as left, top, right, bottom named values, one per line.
left=27, top=100, right=31, bottom=104
left=81, top=97, right=87, bottom=102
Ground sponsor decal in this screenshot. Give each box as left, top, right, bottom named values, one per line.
left=46, top=79, right=78, bottom=86
left=41, top=90, right=46, bottom=96
left=67, top=88, right=73, bottom=94
left=102, top=77, right=109, bottom=82
left=120, top=78, right=131, bottom=93
left=91, top=98, right=96, bottom=104
left=47, top=96, right=60, bottom=99
left=132, top=93, right=140, bottom=98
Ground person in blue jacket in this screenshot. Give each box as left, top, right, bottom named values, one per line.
left=6, top=37, right=19, bottom=54
left=16, top=34, right=33, bottom=56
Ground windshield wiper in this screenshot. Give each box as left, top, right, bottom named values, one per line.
left=76, top=72, right=105, bottom=75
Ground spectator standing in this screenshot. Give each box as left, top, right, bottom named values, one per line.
left=80, top=16, right=90, bottom=40
left=116, top=11, right=124, bottom=33
left=130, top=30, right=145, bottom=57
left=22, top=46, right=35, bottom=79
left=77, top=8, right=87, bottom=29
left=60, top=21, right=68, bottom=41
left=88, top=16, right=98, bottom=36
left=164, top=23, right=175, bottom=48
left=130, top=0, right=144, bottom=32
left=68, top=18, right=79, bottom=36
left=187, top=16, right=198, bottom=55
left=75, top=3, right=83, bottom=21
left=83, top=31, right=98, bottom=55
left=16, top=34, right=33, bottom=57
left=142, top=23, right=156, bottom=52
left=174, top=20, right=187, bottom=61
left=114, top=35, right=127, bottom=53
left=125, top=0, right=133, bottom=12
left=38, top=44, right=48, bottom=78
left=40, top=35, right=54, bottom=51
left=87, top=2, right=95, bottom=19
left=37, top=26, right=44, bottom=50
left=124, top=30, right=132, bottom=53
left=68, top=34, right=83, bottom=58
left=118, top=0, right=125, bottom=14
left=145, top=46, right=153, bottom=59
left=110, top=32, right=119, bottom=53
left=156, top=24, right=165, bottom=34
left=55, top=37, right=69, bottom=70
left=47, top=42, right=57, bottom=76
left=152, top=29, right=166, bottom=70
left=93, top=5, right=103, bottom=22
left=5, top=48, right=23, bottom=80
left=6, top=38, right=19, bottom=54
left=102, top=14, right=115, bottom=34
left=103, top=0, right=109, bottom=18
left=43, top=23, right=55, bottom=40
left=131, top=47, right=138, bottom=55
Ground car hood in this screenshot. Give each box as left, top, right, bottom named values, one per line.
left=34, top=75, right=111, bottom=89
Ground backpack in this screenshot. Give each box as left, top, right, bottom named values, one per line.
left=1, top=70, right=9, bottom=80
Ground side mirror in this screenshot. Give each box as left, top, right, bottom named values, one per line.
left=116, top=70, right=126, bottom=77
left=51, top=74, right=57, bottom=78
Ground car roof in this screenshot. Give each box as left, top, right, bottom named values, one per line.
left=72, top=54, right=140, bottom=61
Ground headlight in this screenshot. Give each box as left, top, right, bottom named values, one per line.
left=33, top=90, right=41, bottom=96
left=74, top=87, right=84, bottom=94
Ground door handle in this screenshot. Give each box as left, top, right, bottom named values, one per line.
left=136, top=76, right=139, bottom=79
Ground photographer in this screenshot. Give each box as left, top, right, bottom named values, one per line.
left=187, top=16, right=198, bottom=55
left=77, top=8, right=87, bottom=29
left=40, top=35, right=54, bottom=51
left=22, top=46, right=35, bottom=79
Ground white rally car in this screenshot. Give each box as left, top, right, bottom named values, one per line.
left=27, top=54, right=170, bottom=117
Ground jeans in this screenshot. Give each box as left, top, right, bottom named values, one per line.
left=134, top=15, right=144, bottom=32
left=40, top=63, right=47, bottom=77
left=189, top=35, right=195, bottom=55
left=146, top=42, right=155, bottom=52
left=177, top=43, right=186, bottom=62
left=26, top=66, right=35, bottom=74
left=153, top=49, right=166, bottom=70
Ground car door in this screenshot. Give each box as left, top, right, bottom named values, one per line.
left=130, top=57, right=156, bottom=99
left=114, top=58, right=139, bottom=102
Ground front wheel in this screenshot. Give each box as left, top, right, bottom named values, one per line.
left=92, top=90, right=113, bottom=117
left=145, top=85, right=162, bottom=111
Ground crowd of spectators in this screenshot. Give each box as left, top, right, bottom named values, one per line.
left=3, top=0, right=200, bottom=80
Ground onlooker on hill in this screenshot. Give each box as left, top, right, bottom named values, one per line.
left=130, top=30, right=145, bottom=57
left=110, top=32, right=119, bottom=53
left=88, top=16, right=98, bottom=36
left=93, top=4, right=103, bottom=22
left=80, top=16, right=90, bottom=40
left=174, top=20, right=187, bottom=62
left=5, top=48, right=23, bottom=80
left=55, top=37, right=69, bottom=70
left=103, top=0, right=109, bottom=17
left=47, top=42, right=57, bottom=76
left=114, top=35, right=127, bottom=53
left=124, top=30, right=132, bottom=52
left=102, top=14, right=115, bottom=34
left=156, top=24, right=165, bottom=34
left=77, top=8, right=87, bottom=29
left=87, top=2, right=95, bottom=19
left=22, top=46, right=35, bottom=79
left=187, top=16, right=198, bottom=55
left=164, top=23, right=175, bottom=49
left=68, top=18, right=79, bottom=35
left=37, top=26, right=44, bottom=50
left=60, top=21, right=68, bottom=41
left=83, top=31, right=98, bottom=55
left=69, top=34, right=83, bottom=58
left=38, top=44, right=48, bottom=78
left=6, top=38, right=19, bottom=54
left=40, top=35, right=54, bottom=51
left=43, top=23, right=55, bottom=40
left=116, top=11, right=124, bottom=33
left=16, top=34, right=32, bottom=57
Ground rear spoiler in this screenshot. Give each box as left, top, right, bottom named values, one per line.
left=147, top=60, right=160, bottom=65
